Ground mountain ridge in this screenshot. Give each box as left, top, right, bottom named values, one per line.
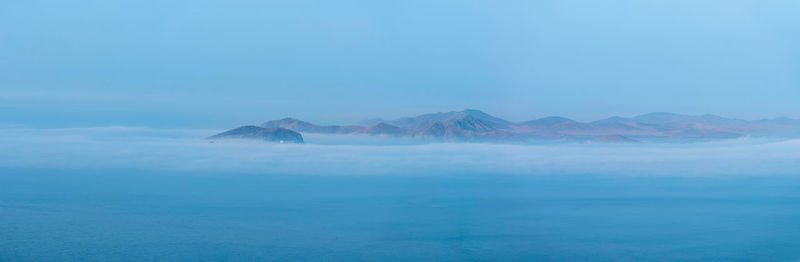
left=214, top=110, right=800, bottom=143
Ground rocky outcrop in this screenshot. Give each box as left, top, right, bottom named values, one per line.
left=208, top=126, right=303, bottom=143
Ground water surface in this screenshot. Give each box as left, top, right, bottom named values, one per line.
left=2, top=168, right=799, bottom=261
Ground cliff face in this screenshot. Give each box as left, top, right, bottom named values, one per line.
left=208, top=126, right=303, bottom=143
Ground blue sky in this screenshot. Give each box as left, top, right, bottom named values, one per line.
left=1, top=0, right=799, bottom=128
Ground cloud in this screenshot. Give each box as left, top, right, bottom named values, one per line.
left=0, top=127, right=798, bottom=176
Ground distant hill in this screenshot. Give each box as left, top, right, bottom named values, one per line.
left=216, top=110, right=800, bottom=143
left=518, top=116, right=593, bottom=133
left=261, top=118, right=364, bottom=134
left=360, top=123, right=411, bottom=136
left=209, top=126, right=303, bottom=143
left=387, top=109, right=514, bottom=130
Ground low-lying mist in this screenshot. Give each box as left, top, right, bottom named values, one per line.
left=1, top=126, right=798, bottom=176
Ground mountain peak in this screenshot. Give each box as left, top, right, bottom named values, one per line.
left=379, top=109, right=512, bottom=130
left=262, top=117, right=312, bottom=128
left=461, top=109, right=487, bottom=115
left=459, top=109, right=498, bottom=118
left=363, top=122, right=408, bottom=136
left=522, top=116, right=575, bottom=125
left=370, top=122, right=397, bottom=129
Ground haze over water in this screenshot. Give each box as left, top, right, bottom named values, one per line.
left=4, top=169, right=800, bottom=261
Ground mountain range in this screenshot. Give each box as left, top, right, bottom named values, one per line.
left=211, top=109, right=800, bottom=143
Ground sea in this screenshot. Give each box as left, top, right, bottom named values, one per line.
left=2, top=168, right=799, bottom=261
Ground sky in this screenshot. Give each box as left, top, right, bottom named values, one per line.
left=1, top=0, right=799, bottom=128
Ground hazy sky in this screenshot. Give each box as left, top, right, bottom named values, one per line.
left=1, top=0, right=799, bottom=128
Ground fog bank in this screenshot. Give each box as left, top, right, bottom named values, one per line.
left=1, top=127, right=798, bottom=176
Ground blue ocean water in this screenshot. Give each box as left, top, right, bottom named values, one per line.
left=1, top=168, right=799, bottom=261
